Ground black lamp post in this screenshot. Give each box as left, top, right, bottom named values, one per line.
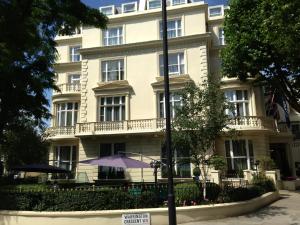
left=161, top=0, right=177, bottom=224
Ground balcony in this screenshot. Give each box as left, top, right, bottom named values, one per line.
left=228, top=116, right=275, bottom=131
left=45, top=116, right=278, bottom=139
left=76, top=119, right=165, bottom=136
left=45, top=126, right=76, bottom=139
left=53, top=83, right=81, bottom=96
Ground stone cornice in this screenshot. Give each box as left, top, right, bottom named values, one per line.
left=79, top=33, right=211, bottom=56
left=93, top=80, right=132, bottom=94
left=53, top=61, right=81, bottom=72
left=151, top=74, right=193, bottom=91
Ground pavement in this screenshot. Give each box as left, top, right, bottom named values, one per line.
left=180, top=190, right=300, bottom=225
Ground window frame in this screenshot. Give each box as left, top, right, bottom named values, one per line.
left=98, top=96, right=126, bottom=122
left=224, top=89, right=250, bottom=117
left=208, top=5, right=224, bottom=17
left=171, top=0, right=187, bottom=6
left=122, top=2, right=137, bottom=13
left=69, top=45, right=81, bottom=62
left=56, top=102, right=79, bottom=127
left=159, top=92, right=182, bottom=118
left=159, top=52, right=185, bottom=76
left=101, top=59, right=124, bottom=82
left=148, top=0, right=161, bottom=9
left=225, top=139, right=254, bottom=170
left=218, top=27, right=225, bottom=45
left=98, top=143, right=126, bottom=179
left=103, top=26, right=123, bottom=46
left=68, top=73, right=81, bottom=84
left=99, top=5, right=115, bottom=16
left=54, top=145, right=77, bottom=172
left=161, top=144, right=191, bottom=178
left=159, top=18, right=182, bottom=39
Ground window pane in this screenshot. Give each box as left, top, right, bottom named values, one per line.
left=225, top=140, right=231, bottom=157
left=114, top=143, right=125, bottom=154
left=100, top=144, right=112, bottom=157
left=233, top=158, right=248, bottom=170
left=106, top=107, right=112, bottom=121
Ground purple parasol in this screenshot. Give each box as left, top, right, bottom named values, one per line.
left=79, top=155, right=150, bottom=168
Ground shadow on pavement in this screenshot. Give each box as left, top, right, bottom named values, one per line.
left=245, top=205, right=288, bottom=219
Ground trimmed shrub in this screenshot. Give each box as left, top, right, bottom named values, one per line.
left=0, top=189, right=135, bottom=211
left=199, top=182, right=222, bottom=201
left=252, top=174, right=276, bottom=192
left=175, top=183, right=201, bottom=205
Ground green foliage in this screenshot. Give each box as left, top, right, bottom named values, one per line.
left=257, top=156, right=277, bottom=172
left=175, top=183, right=201, bottom=205
left=171, top=81, right=233, bottom=173
left=136, top=191, right=160, bottom=208
left=222, top=186, right=264, bottom=202
left=175, top=182, right=222, bottom=205
left=0, top=1, right=108, bottom=143
left=209, top=155, right=227, bottom=171
left=222, top=0, right=300, bottom=112
left=0, top=119, right=48, bottom=169
left=252, top=173, right=276, bottom=192
left=0, top=189, right=135, bottom=211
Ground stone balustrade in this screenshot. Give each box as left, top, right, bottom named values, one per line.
left=46, top=116, right=277, bottom=138
left=53, top=83, right=81, bottom=95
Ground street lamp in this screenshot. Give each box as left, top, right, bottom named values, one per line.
left=161, top=0, right=177, bottom=224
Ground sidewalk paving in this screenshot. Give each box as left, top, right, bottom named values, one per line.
left=180, top=190, right=300, bottom=225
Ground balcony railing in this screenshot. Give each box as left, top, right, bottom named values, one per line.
left=228, top=116, right=275, bottom=131
left=53, top=83, right=81, bottom=95
left=77, top=119, right=165, bottom=135
left=46, top=116, right=277, bottom=138
left=45, top=126, right=76, bottom=138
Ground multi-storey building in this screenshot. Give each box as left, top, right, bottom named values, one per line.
left=47, top=0, right=296, bottom=183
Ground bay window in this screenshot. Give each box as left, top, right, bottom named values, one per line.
left=225, top=140, right=254, bottom=171
left=159, top=52, right=184, bottom=76
left=99, top=96, right=125, bottom=121
left=100, top=6, right=115, bottom=16
left=225, top=90, right=249, bottom=117
left=101, top=59, right=124, bottom=82
left=56, top=102, right=78, bottom=126
left=103, top=27, right=123, bottom=46
left=122, top=2, right=137, bottom=13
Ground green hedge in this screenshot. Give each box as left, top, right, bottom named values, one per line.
left=0, top=189, right=135, bottom=211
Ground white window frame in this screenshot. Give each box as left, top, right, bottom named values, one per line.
left=99, top=5, right=115, bottom=16
left=148, top=0, right=161, bottom=9
left=101, top=59, right=124, bottom=82
left=159, top=19, right=182, bottom=39
left=68, top=74, right=80, bottom=84
left=159, top=52, right=185, bottom=76
left=122, top=2, right=137, bottom=13
left=161, top=144, right=191, bottom=178
left=225, top=90, right=249, bottom=117
left=208, top=5, right=224, bottom=17
left=98, top=96, right=126, bottom=122
left=225, top=140, right=254, bottom=170
left=171, top=0, right=187, bottom=6
left=103, top=27, right=123, bottom=46
left=56, top=102, right=79, bottom=127
left=219, top=27, right=225, bottom=45
left=159, top=92, right=182, bottom=118
left=69, top=45, right=81, bottom=62
left=54, top=146, right=77, bottom=171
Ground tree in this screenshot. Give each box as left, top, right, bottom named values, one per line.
left=0, top=0, right=108, bottom=143
left=171, top=81, right=233, bottom=200
left=0, top=118, right=48, bottom=170
left=221, top=0, right=300, bottom=112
